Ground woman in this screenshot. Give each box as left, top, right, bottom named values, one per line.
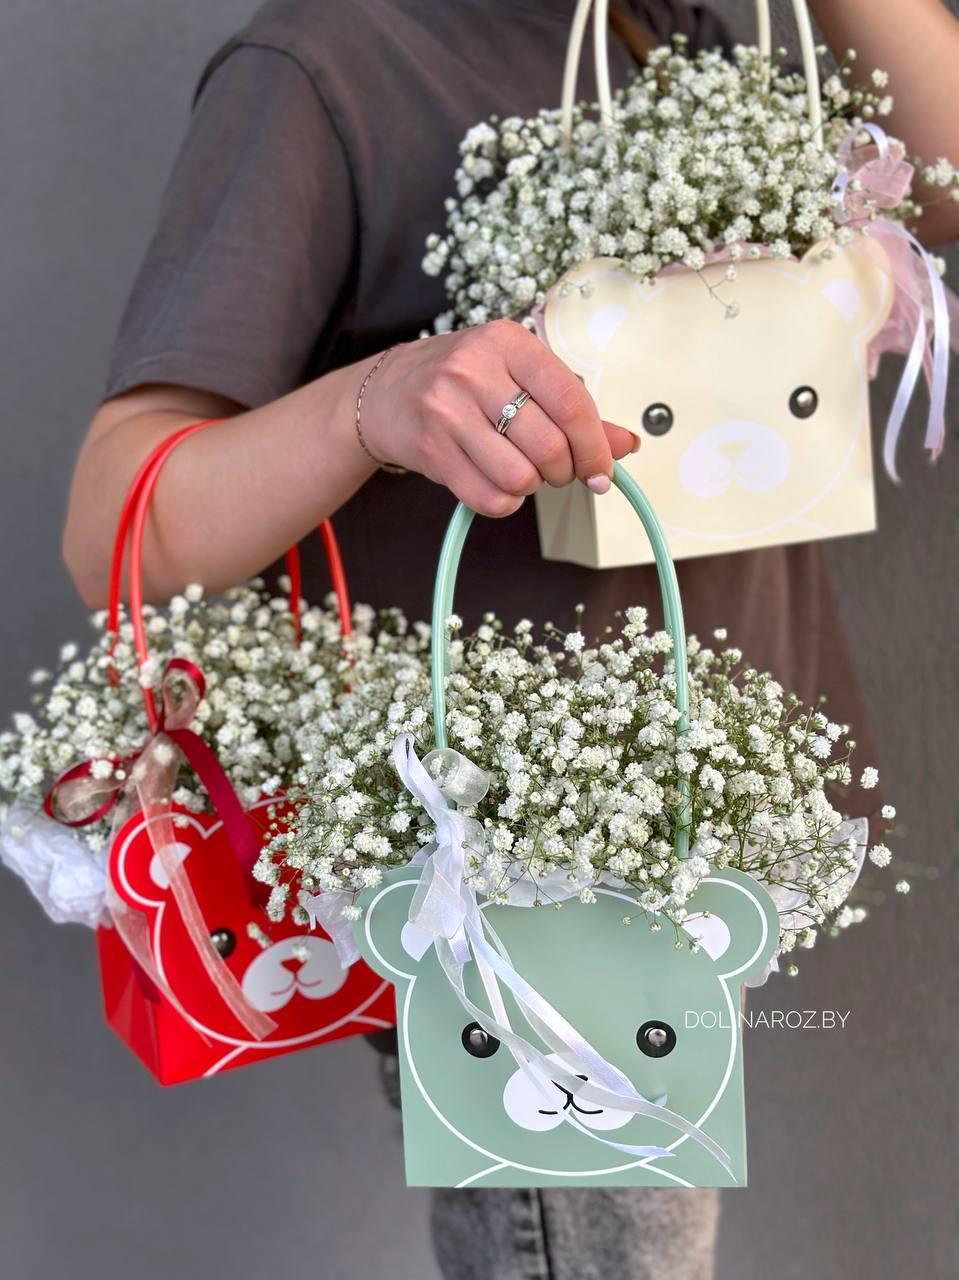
left=62, top=2, right=959, bottom=1277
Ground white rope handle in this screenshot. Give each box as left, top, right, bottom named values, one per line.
left=560, top=0, right=612, bottom=152
left=756, top=0, right=823, bottom=148
left=561, top=0, right=822, bottom=150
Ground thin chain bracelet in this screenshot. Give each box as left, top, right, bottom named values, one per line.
left=355, top=346, right=408, bottom=475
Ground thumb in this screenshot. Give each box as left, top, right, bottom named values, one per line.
left=602, top=421, right=641, bottom=460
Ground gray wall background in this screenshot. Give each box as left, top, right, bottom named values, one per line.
left=0, top=3, right=955, bottom=1278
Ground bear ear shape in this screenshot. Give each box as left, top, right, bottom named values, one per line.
left=802, top=236, right=893, bottom=343
left=544, top=257, right=638, bottom=370
left=586, top=303, right=631, bottom=353
left=681, top=868, right=781, bottom=983
left=353, top=869, right=429, bottom=983
left=109, top=813, right=195, bottom=912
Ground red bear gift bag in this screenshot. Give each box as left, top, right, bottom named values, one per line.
left=100, top=793, right=395, bottom=1082
left=55, top=422, right=395, bottom=1084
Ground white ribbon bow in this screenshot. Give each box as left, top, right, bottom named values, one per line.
left=393, top=732, right=733, bottom=1174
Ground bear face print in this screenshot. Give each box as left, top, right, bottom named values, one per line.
left=106, top=798, right=394, bottom=1076
left=356, top=866, right=779, bottom=1188
left=540, top=239, right=893, bottom=563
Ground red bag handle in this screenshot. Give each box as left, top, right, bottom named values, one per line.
left=107, top=420, right=352, bottom=727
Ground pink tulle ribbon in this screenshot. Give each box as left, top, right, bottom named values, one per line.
left=832, top=122, right=954, bottom=480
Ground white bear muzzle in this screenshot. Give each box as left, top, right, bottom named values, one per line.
left=678, top=420, right=791, bottom=499
left=241, top=935, right=348, bottom=1012
left=502, top=1052, right=636, bottom=1133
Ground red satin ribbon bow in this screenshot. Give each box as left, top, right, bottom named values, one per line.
left=43, top=658, right=259, bottom=875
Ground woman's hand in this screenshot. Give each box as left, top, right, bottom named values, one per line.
left=359, top=321, right=639, bottom=518
left=64, top=324, right=635, bottom=606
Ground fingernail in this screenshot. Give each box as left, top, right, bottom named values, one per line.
left=630, top=433, right=641, bottom=454
left=586, top=473, right=611, bottom=495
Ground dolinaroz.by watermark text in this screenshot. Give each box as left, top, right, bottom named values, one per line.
left=685, top=1009, right=851, bottom=1031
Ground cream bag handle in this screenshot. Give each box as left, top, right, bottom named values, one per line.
left=560, top=0, right=822, bottom=151
left=756, top=0, right=823, bottom=147
left=560, top=0, right=612, bottom=149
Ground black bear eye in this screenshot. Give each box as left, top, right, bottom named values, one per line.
left=788, top=386, right=818, bottom=419
left=209, top=928, right=236, bottom=958
left=462, top=1022, right=500, bottom=1058
left=637, top=1021, right=676, bottom=1058
left=642, top=403, right=674, bottom=436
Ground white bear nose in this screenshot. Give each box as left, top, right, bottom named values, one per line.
left=715, top=440, right=748, bottom=462
left=502, top=1054, right=635, bottom=1133
left=678, top=420, right=790, bottom=499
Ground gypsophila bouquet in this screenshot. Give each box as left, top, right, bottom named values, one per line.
left=262, top=607, right=896, bottom=964
left=253, top=607, right=433, bottom=925
left=423, top=39, right=959, bottom=330
left=0, top=580, right=352, bottom=859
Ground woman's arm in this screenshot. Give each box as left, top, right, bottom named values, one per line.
left=63, top=326, right=638, bottom=608
left=811, top=0, right=959, bottom=246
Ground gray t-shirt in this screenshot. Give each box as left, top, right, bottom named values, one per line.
left=104, top=0, right=869, bottom=738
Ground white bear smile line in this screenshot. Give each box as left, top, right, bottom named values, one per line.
left=536, top=1075, right=668, bottom=1117
left=538, top=1076, right=603, bottom=1117
left=268, top=975, right=330, bottom=998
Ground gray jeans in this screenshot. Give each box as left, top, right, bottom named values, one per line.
left=431, top=1185, right=719, bottom=1280
left=374, top=1042, right=720, bottom=1280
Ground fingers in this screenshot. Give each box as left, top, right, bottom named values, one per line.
left=405, top=321, right=639, bottom=514
left=445, top=440, right=527, bottom=519
left=410, top=414, right=527, bottom=519
left=455, top=404, right=543, bottom=497
left=473, top=391, right=579, bottom=489
left=604, top=420, right=641, bottom=460
left=476, top=350, right=637, bottom=482
left=493, top=321, right=617, bottom=485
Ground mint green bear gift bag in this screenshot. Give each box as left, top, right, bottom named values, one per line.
left=354, top=466, right=780, bottom=1188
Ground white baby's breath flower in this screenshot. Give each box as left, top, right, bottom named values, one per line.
left=868, top=844, right=892, bottom=868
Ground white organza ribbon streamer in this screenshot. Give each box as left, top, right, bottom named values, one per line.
left=392, top=732, right=733, bottom=1174
left=301, top=889, right=361, bottom=968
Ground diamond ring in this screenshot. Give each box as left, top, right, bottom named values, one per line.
left=495, top=390, right=531, bottom=435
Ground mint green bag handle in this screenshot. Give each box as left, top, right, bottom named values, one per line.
left=430, top=462, right=690, bottom=860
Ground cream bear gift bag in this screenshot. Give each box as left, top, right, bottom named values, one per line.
left=539, top=239, right=892, bottom=566
left=527, top=0, right=950, bottom=568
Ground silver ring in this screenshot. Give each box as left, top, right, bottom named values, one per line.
left=495, top=390, right=531, bottom=435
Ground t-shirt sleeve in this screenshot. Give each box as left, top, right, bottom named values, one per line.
left=104, top=43, right=356, bottom=409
